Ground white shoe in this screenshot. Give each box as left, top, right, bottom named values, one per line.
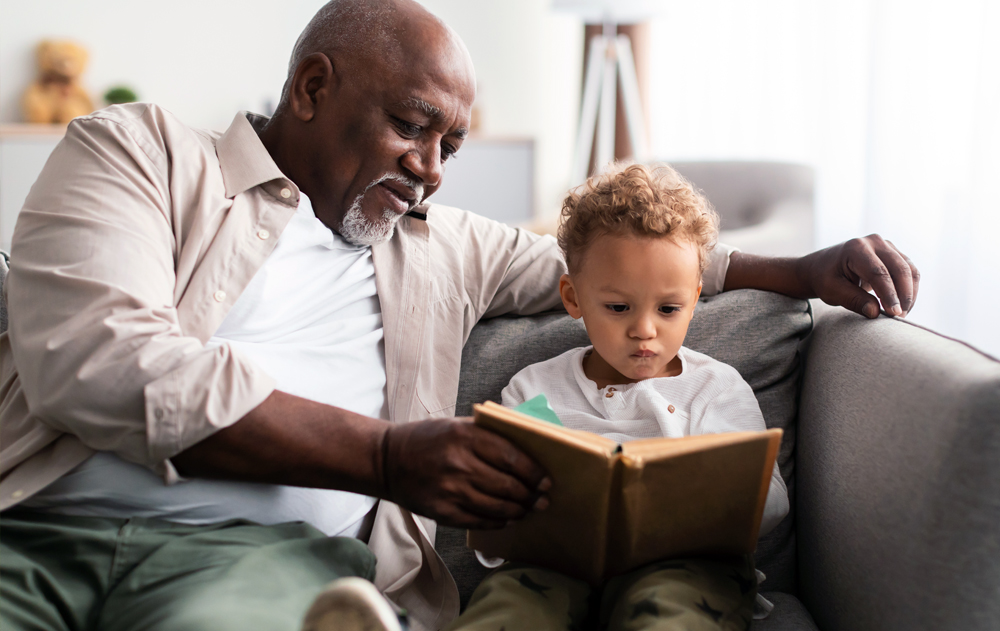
left=302, top=577, right=408, bottom=631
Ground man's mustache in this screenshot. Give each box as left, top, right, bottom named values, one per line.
left=366, top=173, right=425, bottom=206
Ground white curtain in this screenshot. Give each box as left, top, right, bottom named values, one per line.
left=647, top=0, right=1000, bottom=357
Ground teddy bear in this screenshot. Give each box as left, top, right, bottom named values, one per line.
left=22, top=40, right=94, bottom=125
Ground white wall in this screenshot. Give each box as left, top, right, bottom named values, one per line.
left=0, top=0, right=583, bottom=218
left=645, top=0, right=1000, bottom=357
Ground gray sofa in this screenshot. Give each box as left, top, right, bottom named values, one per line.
left=439, top=289, right=1000, bottom=631
left=3, top=253, right=999, bottom=630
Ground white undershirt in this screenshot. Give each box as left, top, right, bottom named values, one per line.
left=25, top=194, right=387, bottom=538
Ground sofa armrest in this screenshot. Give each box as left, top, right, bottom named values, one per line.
left=797, top=308, right=1000, bottom=631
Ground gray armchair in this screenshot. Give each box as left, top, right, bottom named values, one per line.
left=671, top=161, right=815, bottom=258
left=439, top=290, right=1000, bottom=631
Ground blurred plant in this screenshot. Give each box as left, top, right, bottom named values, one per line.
left=104, top=86, right=138, bottom=105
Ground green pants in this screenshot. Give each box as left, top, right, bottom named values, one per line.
left=0, top=510, right=376, bottom=631
left=445, top=556, right=756, bottom=631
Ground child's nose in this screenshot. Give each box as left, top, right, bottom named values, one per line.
left=629, top=314, right=657, bottom=339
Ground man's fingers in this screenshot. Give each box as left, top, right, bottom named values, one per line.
left=830, top=278, right=881, bottom=319
left=872, top=240, right=914, bottom=317
left=887, top=240, right=920, bottom=314
left=470, top=428, right=550, bottom=493
left=467, top=463, right=542, bottom=509
left=846, top=237, right=900, bottom=316
left=458, top=484, right=533, bottom=522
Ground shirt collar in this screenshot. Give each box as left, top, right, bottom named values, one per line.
left=216, top=111, right=296, bottom=200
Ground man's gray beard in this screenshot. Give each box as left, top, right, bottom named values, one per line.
left=338, top=174, right=418, bottom=246
left=339, top=197, right=401, bottom=246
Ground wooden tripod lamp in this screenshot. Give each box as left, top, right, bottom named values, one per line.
left=553, top=0, right=665, bottom=184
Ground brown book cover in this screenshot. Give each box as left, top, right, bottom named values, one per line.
left=467, top=401, right=782, bottom=584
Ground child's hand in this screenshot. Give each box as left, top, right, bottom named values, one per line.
left=381, top=418, right=552, bottom=529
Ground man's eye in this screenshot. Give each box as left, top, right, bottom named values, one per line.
left=441, top=144, right=459, bottom=162
left=606, top=304, right=629, bottom=313
left=394, top=118, right=421, bottom=137
left=659, top=306, right=679, bottom=314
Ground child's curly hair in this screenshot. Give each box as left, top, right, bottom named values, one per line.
left=557, top=162, right=719, bottom=276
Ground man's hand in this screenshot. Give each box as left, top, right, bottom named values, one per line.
left=380, top=418, right=551, bottom=529
left=724, top=234, right=920, bottom=319
left=795, top=235, right=919, bottom=318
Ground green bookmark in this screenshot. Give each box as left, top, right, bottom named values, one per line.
left=513, top=394, right=564, bottom=427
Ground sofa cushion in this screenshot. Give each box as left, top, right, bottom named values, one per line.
left=444, top=289, right=812, bottom=608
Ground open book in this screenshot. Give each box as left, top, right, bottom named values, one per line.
left=467, top=400, right=782, bottom=584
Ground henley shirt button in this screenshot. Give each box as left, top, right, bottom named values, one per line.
left=213, top=290, right=226, bottom=302
left=280, top=188, right=292, bottom=199
left=605, top=392, right=614, bottom=398
left=257, top=229, right=270, bottom=240
left=154, top=408, right=164, bottom=420
left=668, top=404, right=676, bottom=414
left=11, top=490, right=24, bottom=499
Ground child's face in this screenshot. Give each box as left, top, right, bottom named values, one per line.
left=560, top=233, right=702, bottom=387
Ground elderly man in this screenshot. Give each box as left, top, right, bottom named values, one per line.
left=0, top=1, right=918, bottom=630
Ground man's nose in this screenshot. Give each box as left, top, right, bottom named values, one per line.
left=401, top=143, right=443, bottom=190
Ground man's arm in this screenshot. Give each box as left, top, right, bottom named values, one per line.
left=724, top=234, right=920, bottom=318
left=456, top=209, right=918, bottom=321
left=171, top=390, right=551, bottom=529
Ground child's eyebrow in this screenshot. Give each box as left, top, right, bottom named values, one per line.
left=596, top=285, right=626, bottom=295
left=595, top=286, right=691, bottom=302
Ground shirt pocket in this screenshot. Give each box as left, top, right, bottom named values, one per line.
left=416, top=390, right=456, bottom=418
left=430, top=274, right=460, bottom=304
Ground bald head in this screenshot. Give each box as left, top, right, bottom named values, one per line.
left=280, top=0, right=473, bottom=109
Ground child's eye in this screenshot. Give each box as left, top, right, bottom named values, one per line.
left=659, top=306, right=679, bottom=314
left=606, top=304, right=629, bottom=313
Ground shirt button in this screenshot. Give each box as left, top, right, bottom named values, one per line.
left=12, top=489, right=24, bottom=499
left=154, top=408, right=164, bottom=420
left=280, top=188, right=292, bottom=199
left=668, top=405, right=676, bottom=414
left=213, top=290, right=226, bottom=302
left=605, top=391, right=614, bottom=398
left=257, top=229, right=270, bottom=240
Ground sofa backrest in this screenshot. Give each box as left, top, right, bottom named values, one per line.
left=1, top=250, right=8, bottom=334
left=442, top=289, right=812, bottom=606
left=798, top=309, right=1000, bottom=631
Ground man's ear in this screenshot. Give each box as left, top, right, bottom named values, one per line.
left=288, top=52, right=336, bottom=123
left=559, top=274, right=583, bottom=319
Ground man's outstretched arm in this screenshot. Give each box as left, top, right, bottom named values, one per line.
left=171, top=390, right=551, bottom=530
left=723, top=234, right=920, bottom=319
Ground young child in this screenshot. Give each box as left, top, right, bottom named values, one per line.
left=449, top=162, right=789, bottom=631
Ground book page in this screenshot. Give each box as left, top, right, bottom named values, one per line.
left=620, top=430, right=774, bottom=462
left=606, top=429, right=781, bottom=578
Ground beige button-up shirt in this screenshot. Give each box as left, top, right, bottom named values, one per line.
left=0, top=104, right=733, bottom=630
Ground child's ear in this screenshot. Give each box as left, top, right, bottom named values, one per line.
left=559, top=274, right=583, bottom=319
left=687, top=282, right=703, bottom=321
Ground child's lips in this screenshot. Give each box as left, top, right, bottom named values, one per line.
left=632, top=349, right=656, bottom=358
